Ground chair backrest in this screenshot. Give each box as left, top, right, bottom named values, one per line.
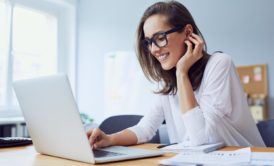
left=257, top=119, right=274, bottom=147
left=99, top=115, right=160, bottom=143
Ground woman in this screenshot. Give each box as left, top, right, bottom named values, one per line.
left=87, top=1, right=265, bottom=148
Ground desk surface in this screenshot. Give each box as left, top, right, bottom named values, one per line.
left=0, top=144, right=274, bottom=166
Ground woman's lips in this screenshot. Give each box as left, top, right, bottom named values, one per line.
left=157, top=53, right=169, bottom=62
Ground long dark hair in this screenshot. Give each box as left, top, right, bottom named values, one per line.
left=136, top=1, right=210, bottom=95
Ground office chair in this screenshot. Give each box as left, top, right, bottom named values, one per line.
left=99, top=115, right=161, bottom=143
left=257, top=119, right=274, bottom=147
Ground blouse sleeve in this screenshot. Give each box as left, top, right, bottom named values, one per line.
left=128, top=95, right=165, bottom=143
left=182, top=54, right=234, bottom=146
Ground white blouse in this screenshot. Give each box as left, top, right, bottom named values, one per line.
left=128, top=52, right=265, bottom=147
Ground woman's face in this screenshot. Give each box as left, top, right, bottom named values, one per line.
left=143, top=14, right=187, bottom=70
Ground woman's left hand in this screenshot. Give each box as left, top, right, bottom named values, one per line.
left=176, top=33, right=204, bottom=75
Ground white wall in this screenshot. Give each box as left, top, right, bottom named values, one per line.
left=77, top=0, right=274, bottom=123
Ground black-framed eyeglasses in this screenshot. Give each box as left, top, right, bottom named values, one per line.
left=142, top=26, right=183, bottom=51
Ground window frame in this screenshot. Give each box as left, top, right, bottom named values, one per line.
left=0, top=0, right=77, bottom=117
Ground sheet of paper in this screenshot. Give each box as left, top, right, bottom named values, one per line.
left=230, top=148, right=274, bottom=165
left=250, top=152, right=274, bottom=165
left=159, top=147, right=251, bottom=165
left=242, top=75, right=250, bottom=84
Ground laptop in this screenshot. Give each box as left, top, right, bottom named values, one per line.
left=13, top=74, right=164, bottom=164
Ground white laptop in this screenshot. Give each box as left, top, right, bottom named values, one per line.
left=13, top=74, right=164, bottom=164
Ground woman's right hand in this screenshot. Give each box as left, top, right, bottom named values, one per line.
left=176, top=33, right=204, bottom=75
left=86, top=128, right=113, bottom=149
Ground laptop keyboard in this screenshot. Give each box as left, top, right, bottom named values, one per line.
left=93, top=149, right=125, bottom=158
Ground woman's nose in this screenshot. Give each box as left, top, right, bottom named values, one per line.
left=150, top=42, right=160, bottom=54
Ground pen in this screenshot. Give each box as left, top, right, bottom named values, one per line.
left=157, top=143, right=178, bottom=149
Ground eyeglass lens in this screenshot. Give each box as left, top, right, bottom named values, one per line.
left=145, top=33, right=167, bottom=50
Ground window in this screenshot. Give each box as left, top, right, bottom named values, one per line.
left=0, top=0, right=76, bottom=116
left=11, top=6, right=58, bottom=107
left=0, top=1, right=8, bottom=107
left=12, top=6, right=57, bottom=81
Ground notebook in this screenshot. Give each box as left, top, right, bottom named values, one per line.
left=160, top=142, right=225, bottom=153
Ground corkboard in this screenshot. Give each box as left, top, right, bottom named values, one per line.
left=236, top=64, right=268, bottom=96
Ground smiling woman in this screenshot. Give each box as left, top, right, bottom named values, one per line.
left=86, top=1, right=266, bottom=148
left=137, top=8, right=210, bottom=94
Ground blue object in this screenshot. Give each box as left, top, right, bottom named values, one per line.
left=257, top=119, right=274, bottom=147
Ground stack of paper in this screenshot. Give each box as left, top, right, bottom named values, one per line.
left=160, top=142, right=225, bottom=153
left=159, top=147, right=251, bottom=165
left=250, top=152, right=274, bottom=165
